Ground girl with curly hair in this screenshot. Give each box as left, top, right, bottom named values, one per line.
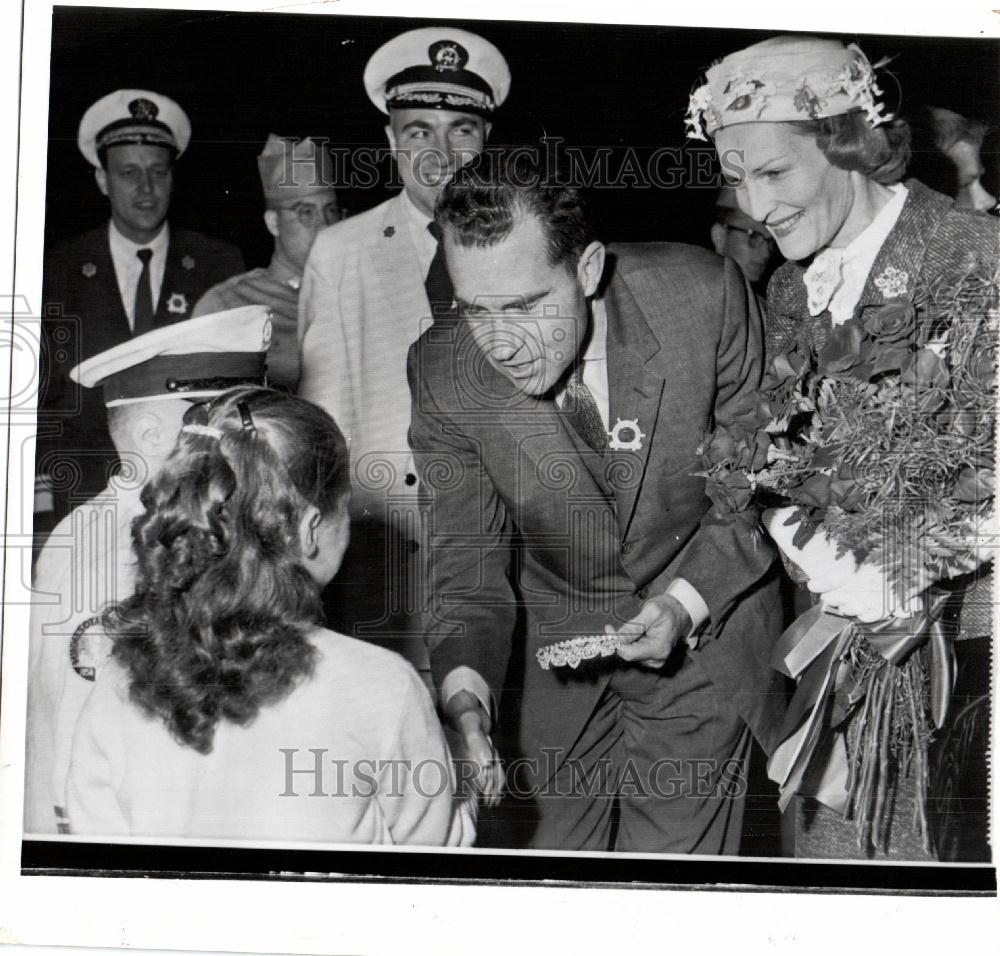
left=67, top=387, right=473, bottom=846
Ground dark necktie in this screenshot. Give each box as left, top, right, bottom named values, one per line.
left=424, top=221, right=455, bottom=318
left=134, top=248, right=155, bottom=335
left=561, top=366, right=608, bottom=455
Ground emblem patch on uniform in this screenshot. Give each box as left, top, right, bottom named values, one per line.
left=81, top=262, right=96, bottom=278
left=608, top=418, right=645, bottom=451
left=69, top=616, right=113, bottom=681
left=128, top=97, right=159, bottom=121
left=181, top=255, right=195, bottom=270
left=429, top=40, right=468, bottom=72
left=166, top=292, right=188, bottom=314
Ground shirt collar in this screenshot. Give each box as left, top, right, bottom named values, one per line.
left=108, top=218, right=169, bottom=258
left=400, top=189, right=434, bottom=230
left=839, top=182, right=908, bottom=264
left=581, top=295, right=608, bottom=363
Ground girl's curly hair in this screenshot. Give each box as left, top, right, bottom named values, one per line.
left=105, top=387, right=350, bottom=754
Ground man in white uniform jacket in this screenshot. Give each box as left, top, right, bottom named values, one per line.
left=24, top=306, right=272, bottom=834
left=297, top=26, right=510, bottom=667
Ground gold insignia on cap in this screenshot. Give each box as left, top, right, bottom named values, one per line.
left=129, top=97, right=159, bottom=122
left=430, top=39, right=468, bottom=72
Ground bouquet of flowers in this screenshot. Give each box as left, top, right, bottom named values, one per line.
left=698, top=257, right=997, bottom=853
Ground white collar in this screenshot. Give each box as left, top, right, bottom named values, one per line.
left=582, top=296, right=608, bottom=362
left=400, top=189, right=433, bottom=230
left=837, top=182, right=907, bottom=264
left=108, top=218, right=169, bottom=256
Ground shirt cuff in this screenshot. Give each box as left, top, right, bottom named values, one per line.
left=440, top=666, right=493, bottom=720
left=664, top=577, right=710, bottom=640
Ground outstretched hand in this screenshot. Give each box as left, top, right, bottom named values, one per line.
left=444, top=691, right=503, bottom=807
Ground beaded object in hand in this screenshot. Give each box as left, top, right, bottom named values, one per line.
left=536, top=633, right=622, bottom=670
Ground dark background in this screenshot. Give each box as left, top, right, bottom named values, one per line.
left=45, top=6, right=1000, bottom=267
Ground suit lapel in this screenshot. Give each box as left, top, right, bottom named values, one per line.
left=371, top=194, right=433, bottom=338
left=604, top=261, right=665, bottom=537
left=88, top=228, right=131, bottom=348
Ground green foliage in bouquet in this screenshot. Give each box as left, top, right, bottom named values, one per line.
left=699, top=258, right=997, bottom=602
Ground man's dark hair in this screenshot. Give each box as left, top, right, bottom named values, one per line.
left=435, top=150, right=596, bottom=271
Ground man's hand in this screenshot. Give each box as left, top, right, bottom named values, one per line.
left=443, top=690, right=503, bottom=807
left=612, top=593, right=693, bottom=668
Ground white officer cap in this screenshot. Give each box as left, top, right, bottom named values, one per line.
left=364, top=26, right=510, bottom=116
left=78, top=89, right=192, bottom=168
left=70, top=306, right=272, bottom=406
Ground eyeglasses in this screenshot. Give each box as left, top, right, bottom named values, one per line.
left=721, top=224, right=774, bottom=248
left=277, top=201, right=342, bottom=229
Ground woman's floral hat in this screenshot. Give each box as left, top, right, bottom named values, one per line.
left=685, top=36, right=892, bottom=141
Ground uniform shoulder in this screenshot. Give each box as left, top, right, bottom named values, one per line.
left=47, top=225, right=108, bottom=258
left=310, top=196, right=398, bottom=254
left=170, top=227, right=242, bottom=258
left=608, top=241, right=722, bottom=275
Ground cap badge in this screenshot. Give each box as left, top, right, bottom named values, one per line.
left=81, top=262, right=97, bottom=278
left=608, top=417, right=645, bottom=452
left=429, top=39, right=468, bottom=72
left=181, top=255, right=195, bottom=270
left=128, top=97, right=160, bottom=122
left=383, top=225, right=395, bottom=238
left=166, top=292, right=188, bottom=315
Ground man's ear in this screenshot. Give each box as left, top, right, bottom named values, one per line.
left=385, top=124, right=397, bottom=152
left=576, top=241, right=606, bottom=297
left=95, top=167, right=109, bottom=197
left=298, top=504, right=323, bottom=559
left=483, top=120, right=493, bottom=142
left=263, top=209, right=279, bottom=239
left=710, top=223, right=728, bottom=257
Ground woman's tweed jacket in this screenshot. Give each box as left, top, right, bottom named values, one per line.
left=765, top=178, right=998, bottom=638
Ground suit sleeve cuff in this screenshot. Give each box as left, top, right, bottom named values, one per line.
left=440, top=666, right=493, bottom=719
left=664, top=578, right=710, bottom=639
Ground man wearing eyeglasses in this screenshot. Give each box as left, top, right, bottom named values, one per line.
left=193, top=135, right=339, bottom=390
left=296, top=27, right=510, bottom=673
left=709, top=187, right=780, bottom=292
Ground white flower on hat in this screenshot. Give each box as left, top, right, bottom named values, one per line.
left=832, top=45, right=893, bottom=127
left=166, top=292, right=188, bottom=315
left=684, top=83, right=715, bottom=141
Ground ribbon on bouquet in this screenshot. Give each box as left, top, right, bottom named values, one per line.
left=766, top=589, right=956, bottom=814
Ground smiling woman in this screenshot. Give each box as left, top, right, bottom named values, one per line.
left=688, top=34, right=998, bottom=861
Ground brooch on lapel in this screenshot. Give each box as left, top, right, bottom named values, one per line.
left=609, top=418, right=645, bottom=451
left=874, top=266, right=909, bottom=300
left=181, top=255, right=195, bottom=270
left=166, top=292, right=189, bottom=315
left=383, top=226, right=395, bottom=238
left=81, top=262, right=96, bottom=278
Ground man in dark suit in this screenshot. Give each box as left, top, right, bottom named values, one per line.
left=408, top=155, right=784, bottom=852
left=37, top=89, right=244, bottom=524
